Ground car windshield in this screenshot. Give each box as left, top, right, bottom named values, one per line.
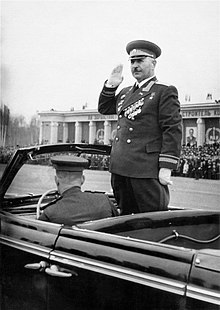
left=0, top=164, right=7, bottom=180
left=5, top=152, right=112, bottom=197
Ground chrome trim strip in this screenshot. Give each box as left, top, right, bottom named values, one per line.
left=50, top=251, right=186, bottom=296
left=0, top=236, right=50, bottom=258
left=187, top=285, right=220, bottom=305
left=72, top=226, right=193, bottom=252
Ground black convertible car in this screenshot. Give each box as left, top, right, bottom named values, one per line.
left=0, top=143, right=219, bottom=310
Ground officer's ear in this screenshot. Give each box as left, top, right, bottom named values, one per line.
left=81, top=174, right=85, bottom=185
left=55, top=175, right=59, bottom=187
left=152, top=59, right=157, bottom=67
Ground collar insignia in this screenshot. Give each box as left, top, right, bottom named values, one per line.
left=142, top=87, right=149, bottom=92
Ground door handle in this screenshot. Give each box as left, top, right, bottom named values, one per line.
left=25, top=261, right=77, bottom=277
left=24, top=261, right=49, bottom=270
left=45, top=265, right=73, bottom=278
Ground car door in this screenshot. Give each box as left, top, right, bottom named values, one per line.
left=0, top=211, right=61, bottom=310
left=45, top=226, right=194, bottom=310
left=186, top=249, right=220, bottom=310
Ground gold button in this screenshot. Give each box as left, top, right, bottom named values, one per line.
left=129, top=127, right=133, bottom=132
left=127, top=139, right=131, bottom=144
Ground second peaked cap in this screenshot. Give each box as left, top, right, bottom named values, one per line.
left=51, top=155, right=89, bottom=172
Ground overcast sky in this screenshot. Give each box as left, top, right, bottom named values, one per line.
left=1, top=0, right=220, bottom=122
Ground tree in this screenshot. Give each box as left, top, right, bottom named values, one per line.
left=7, top=114, right=39, bottom=147
left=0, top=102, right=10, bottom=147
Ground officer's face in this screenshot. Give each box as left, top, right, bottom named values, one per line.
left=130, top=57, right=155, bottom=82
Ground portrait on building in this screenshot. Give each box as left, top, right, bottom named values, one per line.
left=96, top=128, right=104, bottom=144
left=206, top=127, right=220, bottom=144
left=38, top=104, right=219, bottom=147
left=186, top=127, right=197, bottom=147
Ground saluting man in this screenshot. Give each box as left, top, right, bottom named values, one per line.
left=98, top=40, right=182, bottom=215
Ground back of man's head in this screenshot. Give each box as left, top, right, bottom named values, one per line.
left=50, top=155, right=89, bottom=194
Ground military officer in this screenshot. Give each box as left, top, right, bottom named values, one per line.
left=39, top=155, right=118, bottom=225
left=98, top=39, right=182, bottom=215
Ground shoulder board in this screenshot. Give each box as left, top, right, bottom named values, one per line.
left=155, top=80, right=171, bottom=87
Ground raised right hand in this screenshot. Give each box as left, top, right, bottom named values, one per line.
left=106, top=64, right=123, bottom=87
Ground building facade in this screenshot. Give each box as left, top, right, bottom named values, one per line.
left=38, top=102, right=220, bottom=146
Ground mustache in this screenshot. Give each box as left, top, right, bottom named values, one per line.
left=132, top=68, right=141, bottom=73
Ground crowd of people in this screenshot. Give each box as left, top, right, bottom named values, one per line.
left=78, top=143, right=220, bottom=180
left=1, top=143, right=219, bottom=180
left=173, top=143, right=220, bottom=180
left=0, top=142, right=220, bottom=181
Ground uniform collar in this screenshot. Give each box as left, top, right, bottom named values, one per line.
left=119, top=76, right=156, bottom=112
left=136, top=75, right=156, bottom=88
left=62, top=186, right=81, bottom=196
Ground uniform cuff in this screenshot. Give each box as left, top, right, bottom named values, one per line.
left=101, top=81, right=118, bottom=97
left=159, top=154, right=179, bottom=170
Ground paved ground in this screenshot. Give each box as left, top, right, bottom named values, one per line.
left=168, top=176, right=219, bottom=210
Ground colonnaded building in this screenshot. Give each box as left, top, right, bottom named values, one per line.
left=38, top=101, right=220, bottom=147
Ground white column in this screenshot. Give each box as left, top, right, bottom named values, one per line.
left=104, top=120, right=111, bottom=145
left=50, top=121, right=58, bottom=144
left=89, top=121, right=96, bottom=144
left=39, top=121, right=43, bottom=144
left=197, top=118, right=205, bottom=146
left=75, top=121, right=82, bottom=143
left=63, top=122, right=68, bottom=143
left=181, top=122, right=184, bottom=146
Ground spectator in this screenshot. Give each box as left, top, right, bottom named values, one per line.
left=182, top=160, right=189, bottom=177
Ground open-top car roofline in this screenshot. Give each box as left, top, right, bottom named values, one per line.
left=0, top=143, right=111, bottom=200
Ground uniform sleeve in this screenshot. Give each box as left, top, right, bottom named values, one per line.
left=98, top=82, right=118, bottom=115
left=158, top=85, right=182, bottom=170
left=38, top=198, right=61, bottom=222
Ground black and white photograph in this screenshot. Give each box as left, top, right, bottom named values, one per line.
left=1, top=0, right=220, bottom=309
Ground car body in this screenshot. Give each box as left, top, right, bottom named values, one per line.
left=0, top=143, right=219, bottom=310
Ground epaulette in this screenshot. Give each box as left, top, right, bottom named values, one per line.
left=155, top=80, right=171, bottom=87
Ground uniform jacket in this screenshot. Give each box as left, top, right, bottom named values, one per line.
left=39, top=186, right=118, bottom=225
left=98, top=77, right=182, bottom=178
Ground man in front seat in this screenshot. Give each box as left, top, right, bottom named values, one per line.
left=39, top=155, right=118, bottom=225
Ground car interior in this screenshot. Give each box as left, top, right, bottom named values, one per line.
left=2, top=197, right=219, bottom=251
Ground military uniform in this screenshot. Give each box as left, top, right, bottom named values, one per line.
left=39, top=155, right=118, bottom=225
left=39, top=186, right=117, bottom=225
left=98, top=73, right=182, bottom=214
